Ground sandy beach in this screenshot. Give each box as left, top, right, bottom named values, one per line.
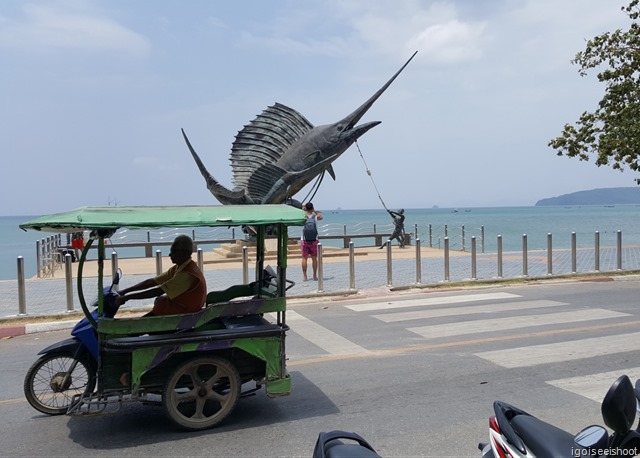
left=70, top=243, right=467, bottom=278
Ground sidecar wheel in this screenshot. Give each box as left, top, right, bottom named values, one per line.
left=24, top=351, right=96, bottom=415
left=163, top=356, right=241, bottom=430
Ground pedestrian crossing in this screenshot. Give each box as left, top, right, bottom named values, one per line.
left=371, top=299, right=567, bottom=323
left=409, top=309, right=628, bottom=339
left=474, top=331, right=640, bottom=367
left=283, top=310, right=370, bottom=356
left=283, top=290, right=640, bottom=402
left=547, top=368, right=640, bottom=403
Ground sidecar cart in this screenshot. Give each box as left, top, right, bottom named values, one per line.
left=20, top=204, right=305, bottom=430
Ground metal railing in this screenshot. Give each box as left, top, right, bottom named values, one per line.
left=9, top=228, right=640, bottom=317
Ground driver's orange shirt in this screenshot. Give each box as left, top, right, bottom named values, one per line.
left=153, top=259, right=207, bottom=314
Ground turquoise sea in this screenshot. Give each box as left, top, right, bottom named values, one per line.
left=3, top=205, right=640, bottom=281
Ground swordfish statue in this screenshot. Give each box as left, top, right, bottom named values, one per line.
left=182, top=51, right=417, bottom=207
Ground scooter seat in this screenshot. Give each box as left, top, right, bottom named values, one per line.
left=511, top=415, right=592, bottom=458
left=324, top=443, right=380, bottom=458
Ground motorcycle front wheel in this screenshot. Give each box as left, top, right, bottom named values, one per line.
left=24, top=351, right=96, bottom=415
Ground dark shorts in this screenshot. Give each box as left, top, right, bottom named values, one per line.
left=301, top=240, right=318, bottom=257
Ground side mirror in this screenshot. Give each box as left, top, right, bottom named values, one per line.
left=574, top=425, right=608, bottom=453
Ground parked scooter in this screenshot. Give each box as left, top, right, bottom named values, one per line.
left=479, top=374, right=640, bottom=458
left=23, top=269, right=122, bottom=415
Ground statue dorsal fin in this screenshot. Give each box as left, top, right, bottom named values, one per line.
left=230, top=103, right=314, bottom=191
left=246, top=163, right=289, bottom=203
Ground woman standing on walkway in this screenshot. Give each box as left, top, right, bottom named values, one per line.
left=301, top=202, right=323, bottom=281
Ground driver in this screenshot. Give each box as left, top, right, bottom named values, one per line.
left=114, top=235, right=207, bottom=316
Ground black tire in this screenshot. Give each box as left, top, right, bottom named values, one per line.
left=163, top=356, right=241, bottom=430
left=23, top=351, right=96, bottom=415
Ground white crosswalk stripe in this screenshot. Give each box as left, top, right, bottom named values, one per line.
left=276, top=310, right=369, bottom=356
left=408, top=309, right=629, bottom=339
left=373, top=299, right=567, bottom=323
left=547, top=368, right=640, bottom=402
left=474, top=332, right=640, bottom=368
left=345, top=292, right=520, bottom=312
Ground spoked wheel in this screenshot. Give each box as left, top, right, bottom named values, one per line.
left=24, top=351, right=96, bottom=415
left=163, top=356, right=241, bottom=430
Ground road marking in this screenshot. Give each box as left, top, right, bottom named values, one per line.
left=281, top=310, right=369, bottom=356
left=409, top=309, right=629, bottom=339
left=547, top=368, right=640, bottom=403
left=475, top=331, right=640, bottom=368
left=286, top=320, right=640, bottom=367
left=373, top=300, right=567, bottom=323
left=345, top=292, right=521, bottom=312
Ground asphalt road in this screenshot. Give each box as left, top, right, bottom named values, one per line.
left=2, top=278, right=640, bottom=457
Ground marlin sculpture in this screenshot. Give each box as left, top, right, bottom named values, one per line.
left=182, top=51, right=417, bottom=206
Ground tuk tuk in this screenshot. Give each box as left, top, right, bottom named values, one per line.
left=20, top=204, right=305, bottom=430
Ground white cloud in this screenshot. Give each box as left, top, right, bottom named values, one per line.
left=408, top=19, right=486, bottom=64
left=0, top=4, right=150, bottom=56
left=316, top=1, right=487, bottom=65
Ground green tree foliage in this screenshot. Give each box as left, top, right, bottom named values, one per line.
left=548, top=1, right=640, bottom=182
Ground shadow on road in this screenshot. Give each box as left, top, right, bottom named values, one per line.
left=64, top=371, right=337, bottom=450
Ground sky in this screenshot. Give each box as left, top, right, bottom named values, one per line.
left=1, top=0, right=637, bottom=216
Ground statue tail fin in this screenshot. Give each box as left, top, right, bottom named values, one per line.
left=181, top=128, right=251, bottom=204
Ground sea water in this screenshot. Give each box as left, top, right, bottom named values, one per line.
left=3, top=205, right=640, bottom=281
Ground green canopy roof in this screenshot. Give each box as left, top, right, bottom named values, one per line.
left=20, top=205, right=306, bottom=233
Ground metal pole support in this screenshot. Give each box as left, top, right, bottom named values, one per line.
left=415, top=238, right=422, bottom=285
left=36, top=240, right=42, bottom=278
left=444, top=237, right=450, bottom=282
left=17, top=256, right=27, bottom=315
left=197, top=248, right=204, bottom=272
left=386, top=241, right=393, bottom=287
left=155, top=250, right=163, bottom=276
left=547, top=233, right=553, bottom=275
left=462, top=225, right=466, bottom=252
left=317, top=243, right=324, bottom=293
left=617, top=230, right=623, bottom=270
left=349, top=241, right=356, bottom=290
left=571, top=232, right=577, bottom=274
left=242, top=246, right=249, bottom=284
left=471, top=236, right=477, bottom=280
left=522, top=234, right=528, bottom=277
left=111, top=251, right=119, bottom=287
left=65, top=254, right=74, bottom=312
left=595, top=231, right=600, bottom=272
left=497, top=235, right=503, bottom=279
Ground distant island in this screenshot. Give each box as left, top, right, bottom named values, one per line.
left=536, top=187, right=640, bottom=206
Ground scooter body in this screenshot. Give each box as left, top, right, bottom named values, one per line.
left=23, top=273, right=120, bottom=415
left=479, top=375, right=640, bottom=458
left=36, top=311, right=99, bottom=361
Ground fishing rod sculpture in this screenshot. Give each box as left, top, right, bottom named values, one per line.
left=182, top=51, right=417, bottom=208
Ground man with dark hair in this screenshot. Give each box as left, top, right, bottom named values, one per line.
left=114, top=235, right=207, bottom=316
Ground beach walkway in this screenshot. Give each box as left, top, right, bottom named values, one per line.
left=1, top=242, right=639, bottom=321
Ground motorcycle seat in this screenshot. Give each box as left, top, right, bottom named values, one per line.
left=511, top=415, right=593, bottom=458
left=324, top=443, right=380, bottom=458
